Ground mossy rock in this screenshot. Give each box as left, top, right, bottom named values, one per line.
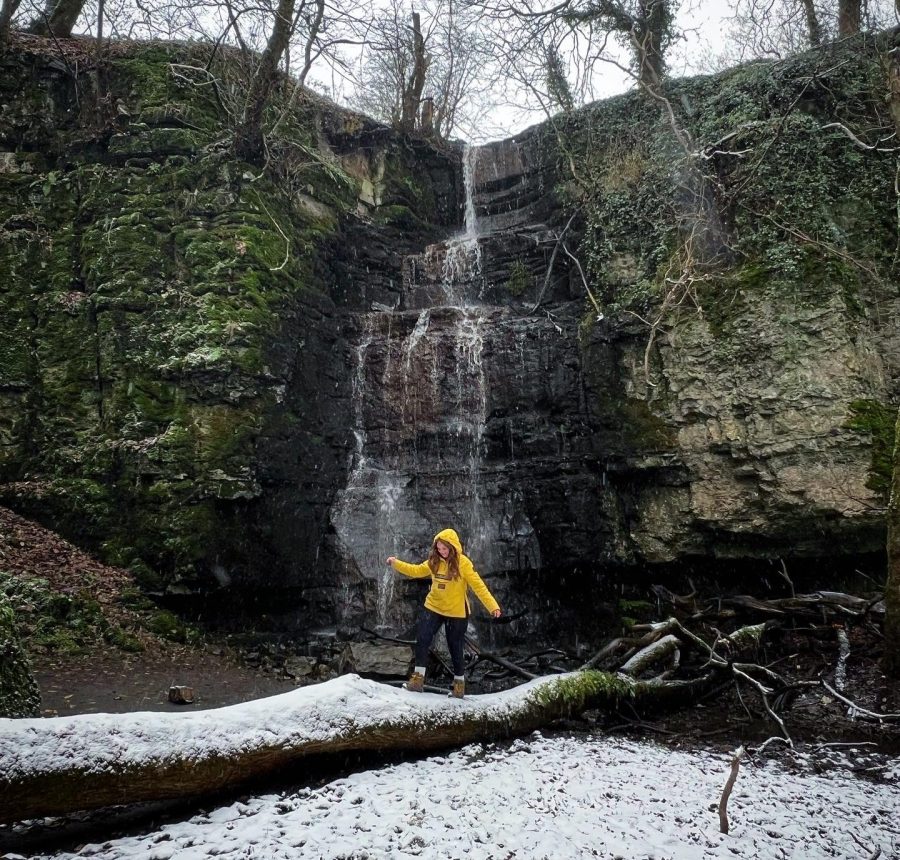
left=505, top=260, right=530, bottom=297
left=618, top=399, right=677, bottom=452
left=0, top=592, right=41, bottom=718
left=846, top=399, right=897, bottom=498
left=145, top=609, right=200, bottom=644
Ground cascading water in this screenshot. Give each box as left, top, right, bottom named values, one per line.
left=332, top=144, right=500, bottom=630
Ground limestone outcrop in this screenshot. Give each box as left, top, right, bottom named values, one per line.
left=1, top=32, right=896, bottom=638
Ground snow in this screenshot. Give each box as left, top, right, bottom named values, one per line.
left=2, top=675, right=898, bottom=859
left=21, top=733, right=898, bottom=860
left=0, top=674, right=577, bottom=779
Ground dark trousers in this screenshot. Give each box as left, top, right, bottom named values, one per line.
left=416, top=607, right=468, bottom=676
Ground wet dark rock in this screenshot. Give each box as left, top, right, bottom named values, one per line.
left=0, top=37, right=896, bottom=645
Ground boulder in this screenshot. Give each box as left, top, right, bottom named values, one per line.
left=345, top=642, right=413, bottom=678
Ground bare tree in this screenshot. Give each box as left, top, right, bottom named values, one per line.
left=0, top=0, right=22, bottom=47
left=28, top=0, right=87, bottom=36
left=401, top=10, right=428, bottom=130
left=570, top=0, right=675, bottom=90
left=352, top=0, right=422, bottom=129
left=351, top=0, right=494, bottom=139
left=800, top=0, right=824, bottom=45
left=234, top=0, right=297, bottom=161
left=714, top=0, right=893, bottom=67
left=466, top=0, right=680, bottom=98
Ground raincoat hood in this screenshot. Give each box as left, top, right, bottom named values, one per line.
left=433, top=528, right=463, bottom=556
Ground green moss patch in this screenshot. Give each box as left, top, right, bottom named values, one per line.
left=846, top=399, right=897, bottom=498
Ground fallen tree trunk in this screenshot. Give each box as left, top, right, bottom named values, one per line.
left=0, top=670, right=709, bottom=824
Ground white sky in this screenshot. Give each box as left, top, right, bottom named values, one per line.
left=472, top=0, right=735, bottom=142
left=308, top=0, right=737, bottom=143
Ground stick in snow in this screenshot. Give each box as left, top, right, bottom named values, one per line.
left=718, top=745, right=745, bottom=835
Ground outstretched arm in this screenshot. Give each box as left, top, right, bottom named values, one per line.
left=461, top=561, right=500, bottom=616
left=387, top=557, right=431, bottom=579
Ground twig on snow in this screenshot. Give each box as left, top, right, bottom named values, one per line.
left=718, top=745, right=746, bottom=835
left=849, top=830, right=882, bottom=859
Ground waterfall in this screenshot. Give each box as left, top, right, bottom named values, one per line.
left=332, top=142, right=498, bottom=631
left=440, top=145, right=482, bottom=298
left=331, top=316, right=402, bottom=629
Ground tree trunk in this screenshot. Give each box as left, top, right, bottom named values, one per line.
left=0, top=670, right=711, bottom=824
left=837, top=0, right=860, bottom=37
left=234, top=0, right=296, bottom=163
left=399, top=11, right=427, bottom=132
left=884, top=407, right=900, bottom=677
left=298, top=0, right=324, bottom=85
left=0, top=0, right=21, bottom=49
left=799, top=0, right=823, bottom=47
left=631, top=23, right=665, bottom=91
left=28, top=0, right=85, bottom=37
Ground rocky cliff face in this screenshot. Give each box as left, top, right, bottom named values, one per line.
left=0, top=37, right=458, bottom=617
left=471, top=37, right=899, bottom=589
left=1, top=33, right=897, bottom=641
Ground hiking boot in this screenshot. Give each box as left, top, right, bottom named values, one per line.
left=450, top=678, right=465, bottom=699
left=404, top=671, right=425, bottom=693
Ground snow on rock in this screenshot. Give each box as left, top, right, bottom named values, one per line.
left=33, top=734, right=899, bottom=860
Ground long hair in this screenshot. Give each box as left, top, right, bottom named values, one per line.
left=427, top=540, right=461, bottom=580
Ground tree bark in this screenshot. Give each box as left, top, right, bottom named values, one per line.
left=630, top=2, right=668, bottom=91
left=234, top=0, right=296, bottom=162
left=884, top=407, right=900, bottom=677
left=0, top=0, right=21, bottom=49
left=836, top=0, right=860, bottom=37
left=28, top=0, right=85, bottom=37
left=799, top=0, right=823, bottom=48
left=0, top=670, right=710, bottom=823
left=399, top=11, right=427, bottom=132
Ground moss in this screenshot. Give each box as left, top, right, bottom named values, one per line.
left=617, top=599, right=656, bottom=624
left=726, top=622, right=766, bottom=652
left=618, top=399, right=677, bottom=452
left=0, top=593, right=41, bottom=718
left=372, top=204, right=427, bottom=229
left=505, top=260, right=530, bottom=297
left=104, top=626, right=145, bottom=652
left=846, top=399, right=897, bottom=497
left=0, top=571, right=110, bottom=656
left=532, top=670, right=635, bottom=711
left=561, top=37, right=894, bottom=342
left=107, top=47, right=221, bottom=130
left=0, top=133, right=341, bottom=584
left=108, top=127, right=210, bottom=156
left=145, top=609, right=201, bottom=644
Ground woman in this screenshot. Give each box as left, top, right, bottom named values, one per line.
left=387, top=528, right=501, bottom=698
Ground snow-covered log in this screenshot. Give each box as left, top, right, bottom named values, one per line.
left=0, top=670, right=710, bottom=823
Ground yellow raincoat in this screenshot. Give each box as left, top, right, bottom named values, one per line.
left=390, top=528, right=499, bottom=619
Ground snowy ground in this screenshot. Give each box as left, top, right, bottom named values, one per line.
left=24, top=732, right=898, bottom=860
